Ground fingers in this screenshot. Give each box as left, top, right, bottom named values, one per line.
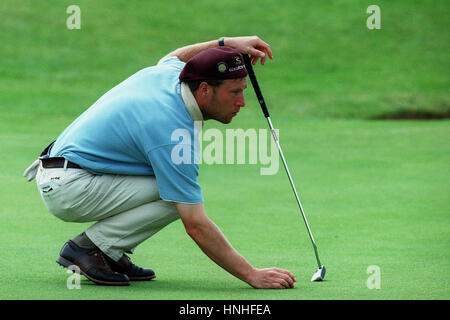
left=264, top=43, right=273, bottom=60
left=273, top=276, right=292, bottom=289
left=230, top=36, right=272, bottom=66
left=272, top=268, right=296, bottom=289
left=249, top=51, right=269, bottom=65
left=256, top=38, right=272, bottom=66
left=274, top=267, right=296, bottom=283
left=273, top=270, right=296, bottom=289
left=250, top=54, right=259, bottom=65
left=253, top=268, right=296, bottom=289
left=248, top=47, right=272, bottom=66
left=270, top=282, right=285, bottom=289
left=248, top=48, right=265, bottom=64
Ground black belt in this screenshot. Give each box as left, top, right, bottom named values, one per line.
left=41, top=157, right=82, bottom=169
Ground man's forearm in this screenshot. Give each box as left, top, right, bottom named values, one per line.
left=187, top=217, right=255, bottom=283
left=159, top=39, right=219, bottom=63
left=159, top=36, right=273, bottom=65
left=177, top=202, right=296, bottom=289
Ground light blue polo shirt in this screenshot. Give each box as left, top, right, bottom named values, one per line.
left=49, top=57, right=203, bottom=204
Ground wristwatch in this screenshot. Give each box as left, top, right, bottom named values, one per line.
left=218, top=37, right=225, bottom=47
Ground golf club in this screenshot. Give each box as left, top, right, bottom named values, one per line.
left=243, top=54, right=326, bottom=282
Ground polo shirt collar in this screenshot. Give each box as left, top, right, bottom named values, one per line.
left=181, top=82, right=204, bottom=123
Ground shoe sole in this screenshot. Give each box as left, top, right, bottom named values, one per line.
left=56, top=256, right=130, bottom=286
left=129, top=275, right=156, bottom=281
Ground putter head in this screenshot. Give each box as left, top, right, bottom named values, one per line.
left=311, top=265, right=326, bottom=282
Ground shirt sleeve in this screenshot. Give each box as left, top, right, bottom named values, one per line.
left=147, top=144, right=203, bottom=204
left=157, top=56, right=185, bottom=68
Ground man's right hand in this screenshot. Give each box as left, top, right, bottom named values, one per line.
left=246, top=267, right=296, bottom=289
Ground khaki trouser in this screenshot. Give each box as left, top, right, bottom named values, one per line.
left=35, top=160, right=180, bottom=261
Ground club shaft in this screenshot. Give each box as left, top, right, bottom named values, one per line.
left=243, top=54, right=323, bottom=268
left=266, top=116, right=322, bottom=268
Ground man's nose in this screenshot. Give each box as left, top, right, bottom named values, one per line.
left=237, top=94, right=245, bottom=107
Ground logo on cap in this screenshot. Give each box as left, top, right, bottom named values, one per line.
left=234, top=56, right=242, bottom=65
left=217, top=62, right=227, bottom=73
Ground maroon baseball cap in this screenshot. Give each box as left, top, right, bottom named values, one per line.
left=179, top=47, right=248, bottom=82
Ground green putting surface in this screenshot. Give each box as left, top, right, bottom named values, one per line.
left=1, top=117, right=448, bottom=299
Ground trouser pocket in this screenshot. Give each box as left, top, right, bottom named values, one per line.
left=38, top=180, right=61, bottom=193
left=36, top=166, right=88, bottom=222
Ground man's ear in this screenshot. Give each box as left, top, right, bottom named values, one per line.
left=198, top=82, right=211, bottom=97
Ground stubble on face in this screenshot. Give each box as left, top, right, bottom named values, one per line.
left=203, top=78, right=247, bottom=124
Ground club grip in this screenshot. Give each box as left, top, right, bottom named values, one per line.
left=243, top=54, right=270, bottom=118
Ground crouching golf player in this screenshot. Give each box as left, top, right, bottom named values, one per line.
left=24, top=36, right=296, bottom=288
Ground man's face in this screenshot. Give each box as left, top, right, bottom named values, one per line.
left=203, top=77, right=247, bottom=124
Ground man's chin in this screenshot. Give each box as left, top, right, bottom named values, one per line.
left=217, top=117, right=233, bottom=124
